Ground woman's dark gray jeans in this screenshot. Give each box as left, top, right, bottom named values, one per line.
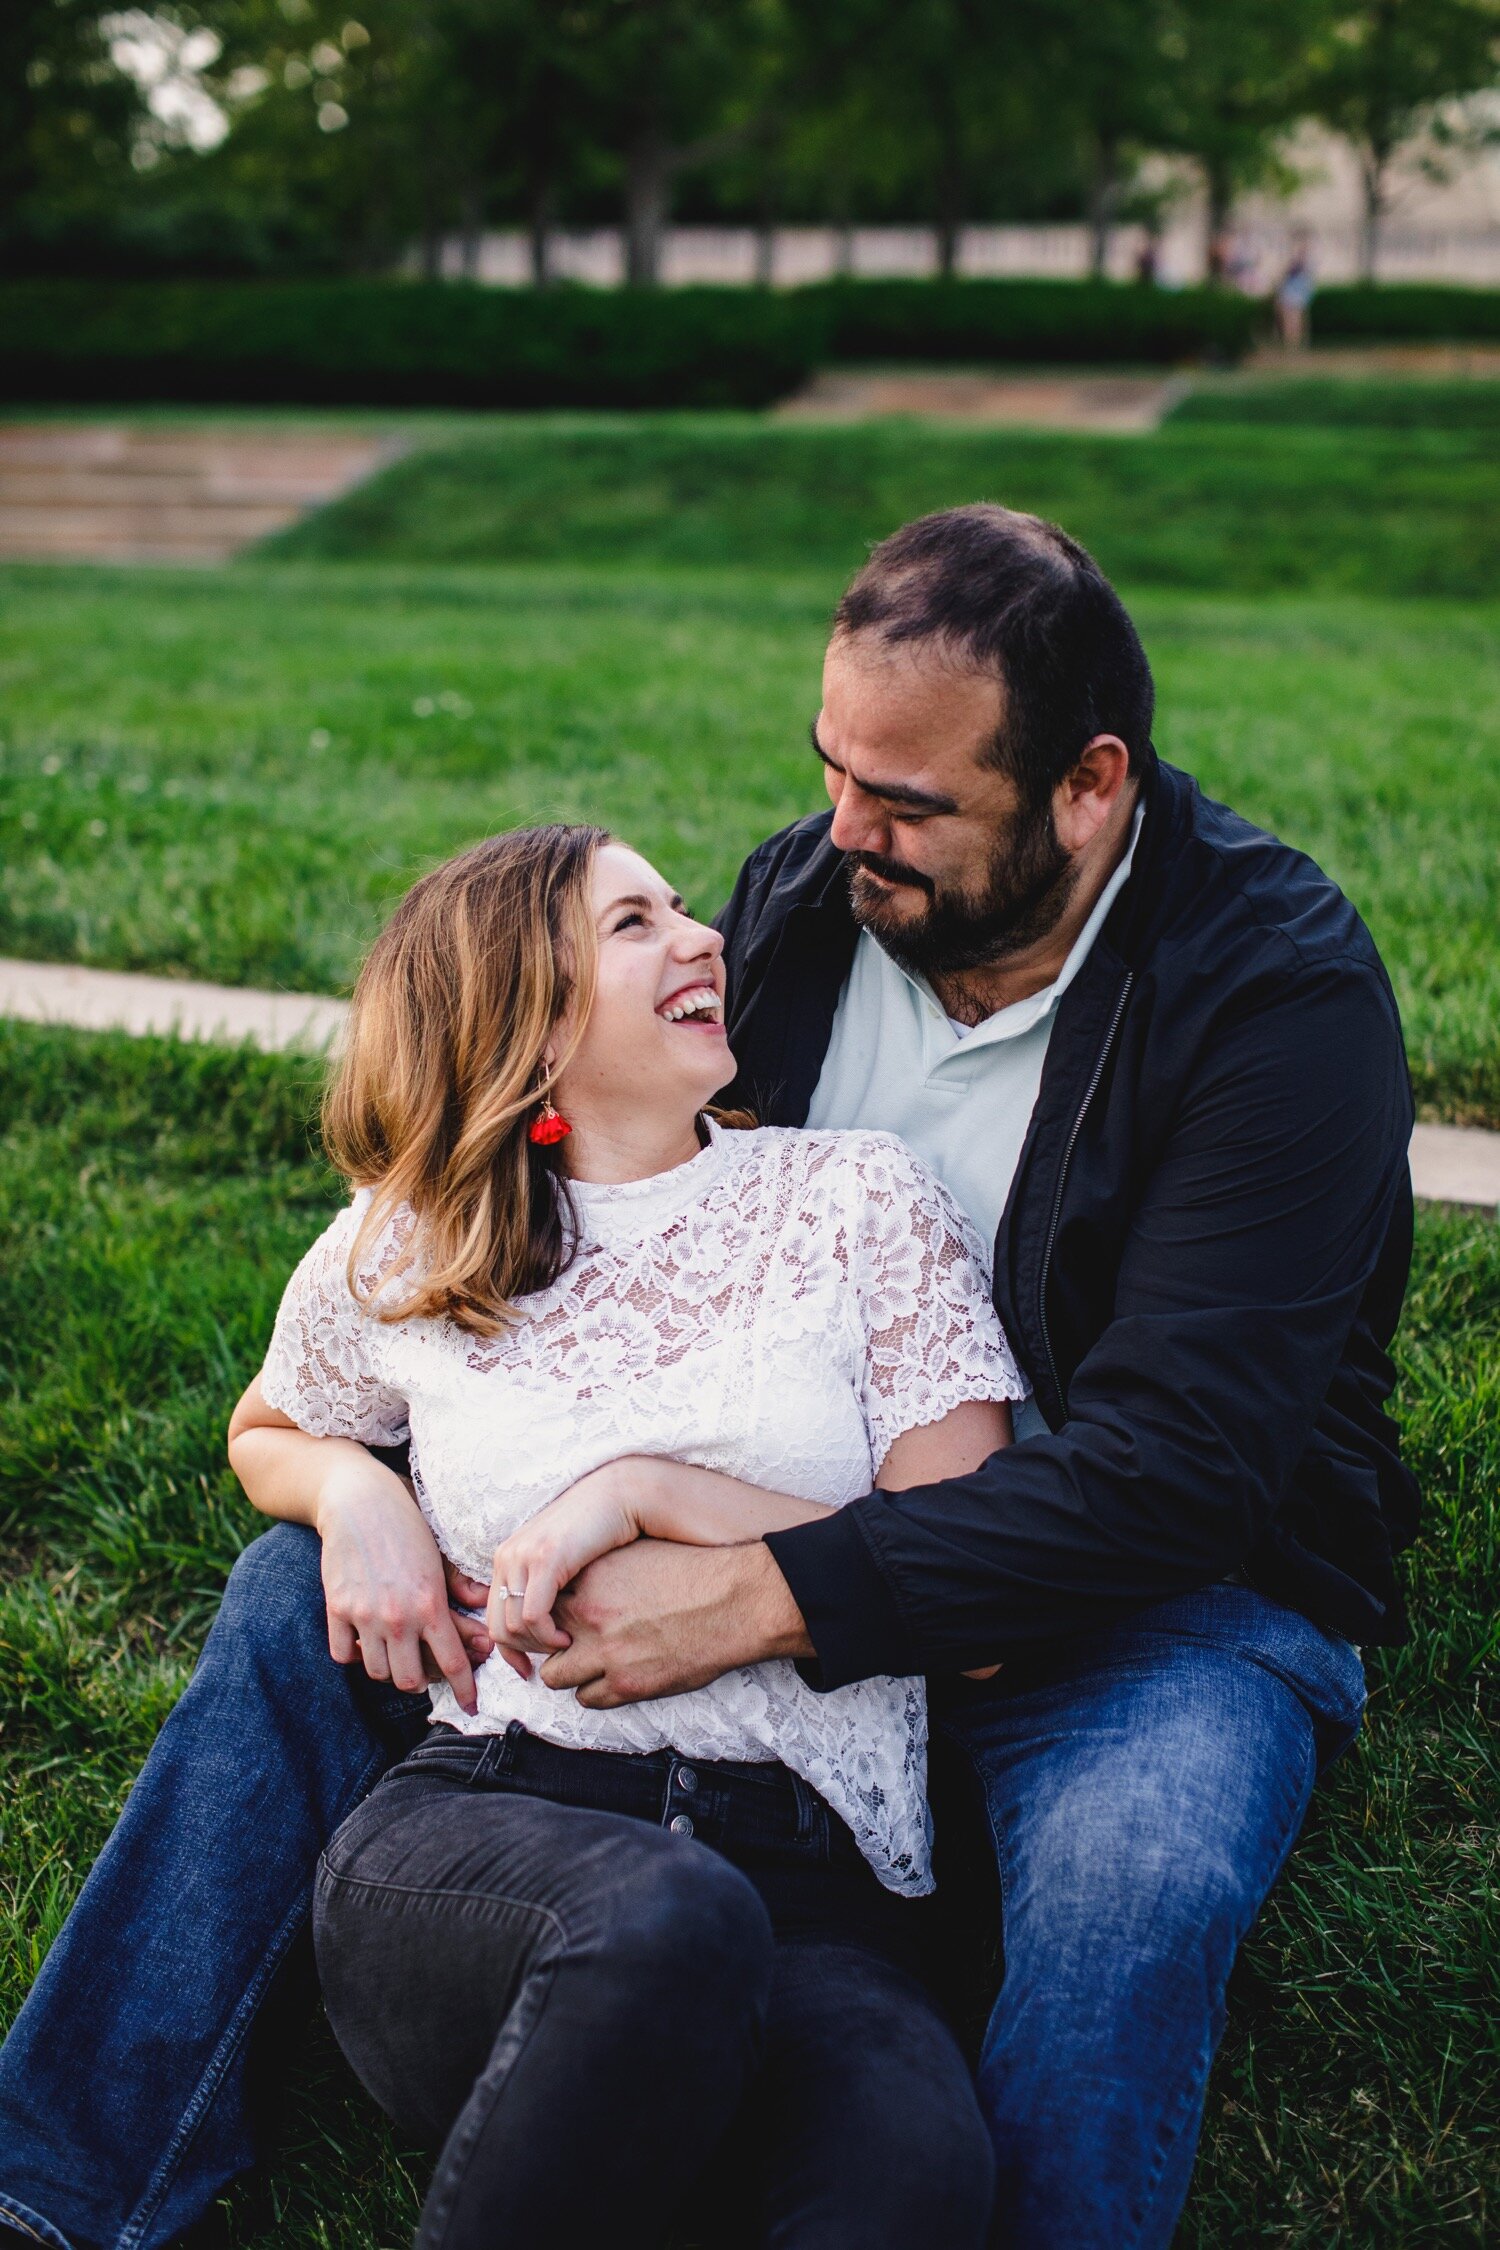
left=314, top=1724, right=993, bottom=2250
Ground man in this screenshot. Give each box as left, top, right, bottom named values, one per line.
left=0, top=507, right=1415, bottom=2250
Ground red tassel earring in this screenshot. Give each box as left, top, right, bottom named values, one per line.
left=528, top=1095, right=571, bottom=1147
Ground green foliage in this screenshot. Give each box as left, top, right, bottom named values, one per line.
left=0, top=280, right=817, bottom=409
left=1171, top=376, right=1500, bottom=427
left=0, top=1020, right=1494, bottom=2244
left=806, top=275, right=1262, bottom=363
left=273, top=415, right=1500, bottom=596
left=1305, top=0, right=1500, bottom=275
left=1313, top=281, right=1500, bottom=342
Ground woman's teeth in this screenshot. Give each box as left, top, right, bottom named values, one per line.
left=658, top=987, right=721, bottom=1023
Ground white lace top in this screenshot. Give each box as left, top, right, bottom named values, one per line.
left=262, top=1124, right=1026, bottom=1894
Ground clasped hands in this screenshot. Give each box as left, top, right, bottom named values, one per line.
left=316, top=1444, right=803, bottom=1715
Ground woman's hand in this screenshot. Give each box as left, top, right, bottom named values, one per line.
left=487, top=1462, right=647, bottom=1664
left=315, top=1452, right=494, bottom=1711
left=228, top=1372, right=493, bottom=1710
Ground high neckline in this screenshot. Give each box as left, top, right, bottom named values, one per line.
left=563, top=1119, right=733, bottom=1246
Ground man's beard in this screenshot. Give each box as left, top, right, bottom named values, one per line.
left=846, top=799, right=1077, bottom=983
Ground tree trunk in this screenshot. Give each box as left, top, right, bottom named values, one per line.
left=754, top=221, right=776, bottom=287
left=1358, top=147, right=1387, bottom=282
left=754, top=167, right=777, bottom=287
left=528, top=180, right=557, bottom=289
left=1086, top=135, right=1119, bottom=280
left=624, top=128, right=671, bottom=288
left=1204, top=154, right=1232, bottom=282
left=933, top=97, right=964, bottom=280
left=458, top=184, right=483, bottom=280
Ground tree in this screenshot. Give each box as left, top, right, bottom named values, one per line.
left=1308, top=0, right=1500, bottom=277
left=1160, top=0, right=1335, bottom=249
left=0, top=0, right=144, bottom=263
left=1022, top=0, right=1179, bottom=276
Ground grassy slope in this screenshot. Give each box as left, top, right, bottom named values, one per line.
left=0, top=1023, right=1494, bottom=2247
left=272, top=416, right=1500, bottom=599
left=1, top=560, right=1496, bottom=1119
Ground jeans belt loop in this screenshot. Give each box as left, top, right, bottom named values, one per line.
left=789, top=1770, right=824, bottom=1854
left=470, top=1720, right=525, bottom=1786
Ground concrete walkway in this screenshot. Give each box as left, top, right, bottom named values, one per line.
left=4, top=954, right=1497, bottom=1213
left=0, top=955, right=347, bottom=1052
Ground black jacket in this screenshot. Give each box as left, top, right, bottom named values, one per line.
left=716, top=759, right=1418, bottom=1688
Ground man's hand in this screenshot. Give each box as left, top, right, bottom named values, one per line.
left=538, top=1538, right=812, bottom=1709
left=316, top=1458, right=491, bottom=1713
left=486, top=1465, right=645, bottom=1661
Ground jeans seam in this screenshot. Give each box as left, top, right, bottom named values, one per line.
left=116, top=1737, right=396, bottom=2250
left=0, top=2191, right=72, bottom=2250
left=317, top=1862, right=569, bottom=1951
left=1117, top=1722, right=1319, bottom=2250
left=420, top=1952, right=563, bottom=2249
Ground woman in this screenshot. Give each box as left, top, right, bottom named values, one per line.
left=228, top=823, right=1026, bottom=2249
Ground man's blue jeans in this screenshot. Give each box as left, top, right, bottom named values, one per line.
left=0, top=1528, right=1364, bottom=2250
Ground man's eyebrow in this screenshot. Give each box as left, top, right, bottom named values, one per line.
left=809, top=720, right=959, bottom=815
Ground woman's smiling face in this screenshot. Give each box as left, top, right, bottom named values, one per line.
left=550, top=843, right=733, bottom=1131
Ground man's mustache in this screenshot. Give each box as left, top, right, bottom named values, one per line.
left=849, top=850, right=935, bottom=898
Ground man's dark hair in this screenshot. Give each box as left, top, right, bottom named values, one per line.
left=834, top=504, right=1156, bottom=806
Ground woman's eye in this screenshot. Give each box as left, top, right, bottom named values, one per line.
left=614, top=912, right=646, bottom=932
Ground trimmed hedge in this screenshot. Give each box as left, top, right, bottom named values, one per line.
left=803, top=276, right=1262, bottom=365
left=0, top=280, right=817, bottom=410
left=1313, top=284, right=1500, bottom=345
left=0, top=275, right=1267, bottom=407
left=11, top=275, right=1500, bottom=410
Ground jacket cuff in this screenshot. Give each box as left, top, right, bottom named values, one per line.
left=763, top=1505, right=920, bottom=1690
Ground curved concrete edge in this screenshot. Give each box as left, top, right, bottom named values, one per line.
left=0, top=955, right=347, bottom=1054
left=1, top=955, right=1496, bottom=1212
left=1408, top=1122, right=1500, bottom=1214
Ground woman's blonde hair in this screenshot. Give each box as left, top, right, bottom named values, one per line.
left=324, top=823, right=609, bottom=1335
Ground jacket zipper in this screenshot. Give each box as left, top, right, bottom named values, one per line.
left=1037, top=971, right=1135, bottom=1418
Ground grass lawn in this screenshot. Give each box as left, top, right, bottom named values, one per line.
left=0, top=403, right=1497, bottom=2244
left=272, top=413, right=1500, bottom=599
left=1, top=556, right=1496, bottom=1120
left=1, top=1021, right=1494, bottom=2248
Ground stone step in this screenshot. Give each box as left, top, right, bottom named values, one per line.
left=0, top=956, right=1496, bottom=1212
left=0, top=502, right=302, bottom=561
left=0, top=466, right=379, bottom=506
left=0, top=425, right=394, bottom=561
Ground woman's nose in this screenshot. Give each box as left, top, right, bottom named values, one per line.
left=672, top=915, right=723, bottom=961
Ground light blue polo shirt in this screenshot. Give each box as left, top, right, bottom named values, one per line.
left=806, top=808, right=1143, bottom=1432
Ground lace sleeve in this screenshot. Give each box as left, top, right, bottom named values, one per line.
left=840, top=1135, right=1029, bottom=1468
left=260, top=1196, right=410, bottom=1446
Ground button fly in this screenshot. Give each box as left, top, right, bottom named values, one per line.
left=669, top=1813, right=695, bottom=1838
left=675, top=1766, right=699, bottom=1793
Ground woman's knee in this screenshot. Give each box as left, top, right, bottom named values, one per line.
left=843, top=2049, right=993, bottom=2246
left=599, top=1841, right=774, bottom=2019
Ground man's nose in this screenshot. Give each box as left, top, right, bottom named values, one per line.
left=828, top=777, right=888, bottom=857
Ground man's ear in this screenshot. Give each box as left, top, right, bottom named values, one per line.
left=1053, top=735, right=1132, bottom=854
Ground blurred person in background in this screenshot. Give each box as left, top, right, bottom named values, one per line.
left=1276, top=230, right=1317, bottom=347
